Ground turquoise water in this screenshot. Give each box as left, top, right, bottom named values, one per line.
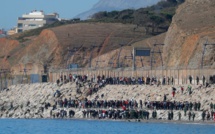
left=0, top=119, right=214, bottom=134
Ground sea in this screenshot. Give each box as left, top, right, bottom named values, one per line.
left=0, top=119, right=214, bottom=134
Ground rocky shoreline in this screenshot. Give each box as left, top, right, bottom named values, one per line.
left=0, top=82, right=214, bottom=122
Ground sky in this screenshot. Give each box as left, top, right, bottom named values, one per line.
left=0, top=0, right=99, bottom=30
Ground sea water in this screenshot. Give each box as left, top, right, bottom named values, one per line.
left=0, top=119, right=214, bottom=134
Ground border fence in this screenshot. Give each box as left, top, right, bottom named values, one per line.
left=0, top=67, right=214, bottom=90
left=0, top=74, right=45, bottom=90
left=49, top=67, right=215, bottom=85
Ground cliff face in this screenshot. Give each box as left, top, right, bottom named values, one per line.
left=0, top=38, right=19, bottom=69
left=0, top=23, right=150, bottom=73
left=1, top=0, right=215, bottom=73
left=163, top=0, right=215, bottom=69
left=1, top=30, right=60, bottom=74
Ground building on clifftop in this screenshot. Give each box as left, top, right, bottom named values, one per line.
left=17, top=10, right=59, bottom=33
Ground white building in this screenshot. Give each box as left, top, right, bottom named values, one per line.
left=17, top=10, right=59, bottom=33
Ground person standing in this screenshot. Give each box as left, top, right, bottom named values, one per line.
left=163, top=94, right=167, bottom=102
left=171, top=76, right=174, bottom=85
left=202, top=75, right=206, bottom=85
left=178, top=111, right=181, bottom=121
left=167, top=77, right=170, bottom=85
left=188, top=111, right=192, bottom=121
left=152, top=110, right=157, bottom=119
left=194, top=102, right=198, bottom=111
left=172, top=87, right=176, bottom=97
left=146, top=111, right=149, bottom=120
left=214, top=112, right=215, bottom=122
left=192, top=112, right=195, bottom=121
left=139, top=100, right=143, bottom=109
left=168, top=111, right=171, bottom=120
left=189, top=75, right=192, bottom=84
left=197, top=101, right=201, bottom=111
left=189, top=102, right=193, bottom=111
left=207, top=111, right=211, bottom=121
left=211, top=110, right=214, bottom=121
left=170, top=110, right=174, bottom=120
left=202, top=111, right=206, bottom=121
left=181, top=86, right=184, bottom=94
left=210, top=103, right=213, bottom=110
left=214, top=103, right=215, bottom=110
left=196, top=76, right=199, bottom=85
left=184, top=106, right=187, bottom=116
left=188, top=86, right=192, bottom=95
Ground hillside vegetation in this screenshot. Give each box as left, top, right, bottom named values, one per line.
left=14, top=0, right=185, bottom=42
left=90, top=0, right=185, bottom=35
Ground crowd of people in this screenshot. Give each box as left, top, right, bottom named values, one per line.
left=56, top=74, right=174, bottom=86
left=55, top=74, right=214, bottom=99
left=80, top=109, right=215, bottom=122
left=82, top=109, right=151, bottom=120
left=48, top=94, right=215, bottom=121
left=52, top=74, right=215, bottom=121
left=56, top=74, right=214, bottom=87
left=51, top=95, right=207, bottom=111
left=56, top=74, right=213, bottom=97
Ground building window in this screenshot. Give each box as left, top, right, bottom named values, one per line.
left=18, top=29, right=23, bottom=33
left=18, top=23, right=23, bottom=28
left=29, top=24, right=37, bottom=27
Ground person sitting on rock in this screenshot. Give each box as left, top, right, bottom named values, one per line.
left=69, top=110, right=75, bottom=118
left=54, top=90, right=61, bottom=97
left=206, top=82, right=210, bottom=88
left=196, top=84, right=202, bottom=90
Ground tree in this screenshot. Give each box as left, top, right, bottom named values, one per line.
left=149, top=15, right=165, bottom=33
left=177, top=0, right=185, bottom=4
left=167, top=0, right=177, bottom=4
left=92, top=11, right=107, bottom=19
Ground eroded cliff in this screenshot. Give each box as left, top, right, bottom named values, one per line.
left=163, top=0, right=215, bottom=69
